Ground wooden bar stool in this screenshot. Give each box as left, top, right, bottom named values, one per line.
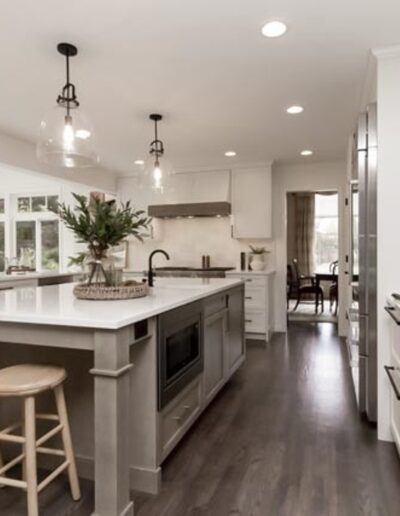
left=0, top=364, right=81, bottom=516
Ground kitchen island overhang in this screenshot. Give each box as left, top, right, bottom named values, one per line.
left=0, top=278, right=245, bottom=516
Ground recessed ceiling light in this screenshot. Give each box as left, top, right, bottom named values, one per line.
left=287, top=105, right=304, bottom=115
left=225, top=151, right=237, bottom=157
left=134, top=159, right=145, bottom=165
left=261, top=21, right=287, bottom=38
left=301, top=150, right=313, bottom=156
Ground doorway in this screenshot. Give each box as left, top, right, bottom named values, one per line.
left=286, top=191, right=339, bottom=323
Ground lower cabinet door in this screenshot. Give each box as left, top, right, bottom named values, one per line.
left=203, top=310, right=225, bottom=406
left=226, top=286, right=245, bottom=375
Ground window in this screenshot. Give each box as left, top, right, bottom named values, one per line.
left=314, top=193, right=339, bottom=271
left=17, top=195, right=59, bottom=213
left=0, top=222, right=4, bottom=272
left=0, top=198, right=4, bottom=272
left=14, top=195, right=60, bottom=271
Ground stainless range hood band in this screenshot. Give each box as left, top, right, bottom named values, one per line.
left=148, top=202, right=231, bottom=218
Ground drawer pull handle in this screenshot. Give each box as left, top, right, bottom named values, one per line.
left=173, top=405, right=192, bottom=423
left=246, top=279, right=253, bottom=282
left=245, top=319, right=253, bottom=323
left=245, top=296, right=253, bottom=300
left=384, top=366, right=400, bottom=400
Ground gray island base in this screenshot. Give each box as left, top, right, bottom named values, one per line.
left=0, top=278, right=245, bottom=516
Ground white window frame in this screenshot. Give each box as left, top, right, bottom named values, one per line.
left=0, top=196, right=7, bottom=272
left=12, top=193, right=62, bottom=272
left=314, top=193, right=339, bottom=270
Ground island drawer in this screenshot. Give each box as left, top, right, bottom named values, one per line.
left=159, top=377, right=202, bottom=459
left=241, top=276, right=266, bottom=288
left=245, top=311, right=266, bottom=333
left=204, top=293, right=227, bottom=317
left=244, top=287, right=266, bottom=309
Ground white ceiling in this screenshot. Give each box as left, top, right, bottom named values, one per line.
left=0, top=1, right=399, bottom=176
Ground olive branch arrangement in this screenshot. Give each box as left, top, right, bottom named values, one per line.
left=52, top=193, right=151, bottom=285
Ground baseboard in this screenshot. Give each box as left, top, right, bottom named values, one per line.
left=130, top=465, right=162, bottom=495
left=36, top=453, right=161, bottom=495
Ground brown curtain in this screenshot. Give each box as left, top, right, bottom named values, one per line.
left=294, top=193, right=315, bottom=276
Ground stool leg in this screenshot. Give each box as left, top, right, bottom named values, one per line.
left=0, top=445, right=5, bottom=488
left=21, top=404, right=27, bottom=482
left=54, top=385, right=81, bottom=501
left=24, top=396, right=38, bottom=516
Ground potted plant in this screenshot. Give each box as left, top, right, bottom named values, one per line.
left=53, top=194, right=151, bottom=297
left=249, top=245, right=270, bottom=271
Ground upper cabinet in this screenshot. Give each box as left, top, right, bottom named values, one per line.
left=231, top=166, right=272, bottom=239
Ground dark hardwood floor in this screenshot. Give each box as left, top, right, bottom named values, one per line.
left=135, top=323, right=400, bottom=516
left=1, top=322, right=400, bottom=515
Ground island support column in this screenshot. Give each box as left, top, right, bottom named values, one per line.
left=90, top=327, right=134, bottom=516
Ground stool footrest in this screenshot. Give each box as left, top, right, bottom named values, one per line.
left=0, top=432, right=25, bottom=444
left=37, top=446, right=65, bottom=457
left=0, top=452, right=25, bottom=476
left=0, top=476, right=27, bottom=489
left=38, top=460, right=70, bottom=493
left=36, top=423, right=63, bottom=447
left=36, top=413, right=59, bottom=422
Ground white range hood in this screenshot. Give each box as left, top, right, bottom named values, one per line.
left=148, top=169, right=231, bottom=218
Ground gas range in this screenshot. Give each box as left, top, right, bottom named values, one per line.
left=154, top=266, right=235, bottom=278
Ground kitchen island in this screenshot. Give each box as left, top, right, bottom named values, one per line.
left=0, top=277, right=244, bottom=516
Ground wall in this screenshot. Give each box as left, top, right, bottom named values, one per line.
left=374, top=47, right=400, bottom=442
left=117, top=174, right=274, bottom=272
left=272, top=160, right=347, bottom=334
left=0, top=163, right=114, bottom=270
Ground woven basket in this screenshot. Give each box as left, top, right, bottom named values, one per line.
left=73, top=281, right=149, bottom=300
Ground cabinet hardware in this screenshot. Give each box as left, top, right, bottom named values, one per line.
left=183, top=405, right=191, bottom=411
left=245, top=296, right=252, bottom=300
left=384, top=366, right=400, bottom=400
left=245, top=319, right=252, bottom=323
left=245, top=279, right=253, bottom=282
left=173, top=415, right=183, bottom=422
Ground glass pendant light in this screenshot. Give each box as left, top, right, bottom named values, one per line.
left=37, top=43, right=98, bottom=168
left=140, top=114, right=174, bottom=195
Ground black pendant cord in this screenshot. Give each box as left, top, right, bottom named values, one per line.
left=149, top=114, right=164, bottom=159
left=57, top=43, right=79, bottom=115
left=65, top=53, right=71, bottom=117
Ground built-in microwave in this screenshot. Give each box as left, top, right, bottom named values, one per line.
left=157, top=301, right=203, bottom=409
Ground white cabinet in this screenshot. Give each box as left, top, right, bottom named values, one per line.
left=231, top=166, right=272, bottom=239
left=226, top=271, right=274, bottom=341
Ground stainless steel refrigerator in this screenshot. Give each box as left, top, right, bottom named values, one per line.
left=354, top=103, right=377, bottom=422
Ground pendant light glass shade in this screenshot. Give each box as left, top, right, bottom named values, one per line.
left=37, top=105, right=98, bottom=168
left=138, top=114, right=174, bottom=196
left=37, top=42, right=98, bottom=168
left=140, top=155, right=175, bottom=196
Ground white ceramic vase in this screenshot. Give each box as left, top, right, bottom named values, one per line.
left=250, top=253, right=266, bottom=271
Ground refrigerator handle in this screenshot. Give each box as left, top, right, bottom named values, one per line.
left=384, top=366, right=400, bottom=400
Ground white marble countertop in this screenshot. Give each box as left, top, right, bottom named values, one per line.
left=0, top=277, right=242, bottom=330
left=0, top=271, right=75, bottom=283
left=225, top=269, right=276, bottom=276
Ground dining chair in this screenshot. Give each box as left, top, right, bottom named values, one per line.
left=292, top=258, right=324, bottom=313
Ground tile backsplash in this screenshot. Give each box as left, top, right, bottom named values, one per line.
left=126, top=216, right=274, bottom=272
